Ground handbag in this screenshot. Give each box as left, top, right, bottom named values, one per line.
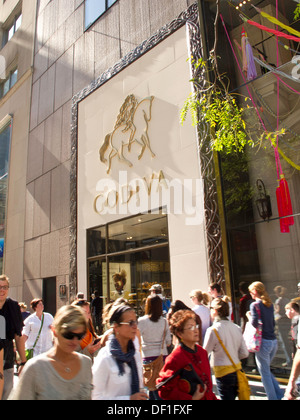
left=243, top=303, right=263, bottom=353
left=156, top=363, right=205, bottom=395
left=25, top=313, right=44, bottom=361
left=213, top=329, right=251, bottom=400
left=143, top=319, right=167, bottom=391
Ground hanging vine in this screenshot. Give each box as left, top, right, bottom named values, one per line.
left=181, top=0, right=286, bottom=157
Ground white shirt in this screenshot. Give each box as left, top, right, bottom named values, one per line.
left=204, top=320, right=249, bottom=367
left=192, top=304, right=211, bottom=340
left=23, top=312, right=54, bottom=357
left=137, top=316, right=172, bottom=358
left=92, top=342, right=143, bottom=400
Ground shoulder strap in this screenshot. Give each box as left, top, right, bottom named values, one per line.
left=33, top=313, right=44, bottom=349
left=160, top=319, right=168, bottom=354
left=254, top=302, right=262, bottom=317
left=213, top=328, right=238, bottom=371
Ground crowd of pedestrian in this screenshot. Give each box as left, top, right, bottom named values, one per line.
left=0, top=273, right=299, bottom=401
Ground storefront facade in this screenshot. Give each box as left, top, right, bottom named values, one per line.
left=200, top=0, right=300, bottom=378
left=2, top=0, right=297, bottom=382
left=72, top=7, right=212, bottom=310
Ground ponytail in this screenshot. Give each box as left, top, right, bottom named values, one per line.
left=249, top=282, right=272, bottom=308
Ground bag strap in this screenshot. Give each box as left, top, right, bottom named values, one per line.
left=33, top=313, right=44, bottom=349
left=156, top=363, right=204, bottom=390
left=254, top=302, right=262, bottom=319
left=160, top=319, right=167, bottom=354
left=213, top=328, right=238, bottom=371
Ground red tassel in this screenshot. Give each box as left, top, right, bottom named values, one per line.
left=276, top=185, right=290, bottom=233
left=279, top=175, right=294, bottom=226
left=276, top=175, right=294, bottom=233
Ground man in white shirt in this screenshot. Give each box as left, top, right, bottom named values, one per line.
left=22, top=299, right=54, bottom=357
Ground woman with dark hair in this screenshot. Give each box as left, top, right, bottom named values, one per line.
left=138, top=296, right=172, bottom=399
left=22, top=299, right=54, bottom=359
left=156, top=310, right=217, bottom=400
left=92, top=305, right=147, bottom=400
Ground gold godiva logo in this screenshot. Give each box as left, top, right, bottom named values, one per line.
left=99, top=95, right=155, bottom=174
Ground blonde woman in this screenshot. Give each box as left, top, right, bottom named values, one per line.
left=190, top=290, right=211, bottom=341
left=248, top=282, right=284, bottom=400
left=10, top=305, right=93, bottom=400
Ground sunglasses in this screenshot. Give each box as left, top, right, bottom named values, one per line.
left=61, top=331, right=86, bottom=341
left=119, top=320, right=138, bottom=327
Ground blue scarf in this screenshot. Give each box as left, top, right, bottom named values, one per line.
left=108, top=334, right=140, bottom=395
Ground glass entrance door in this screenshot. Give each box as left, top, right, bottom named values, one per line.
left=87, top=210, right=171, bottom=319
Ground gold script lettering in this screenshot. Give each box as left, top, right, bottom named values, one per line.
left=94, top=171, right=169, bottom=214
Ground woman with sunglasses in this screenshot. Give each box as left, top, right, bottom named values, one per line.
left=9, top=305, right=93, bottom=400
left=92, top=304, right=147, bottom=400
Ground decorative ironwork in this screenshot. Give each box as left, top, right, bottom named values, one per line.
left=186, top=9, right=225, bottom=289
left=70, top=3, right=224, bottom=301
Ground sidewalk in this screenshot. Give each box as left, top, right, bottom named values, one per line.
left=212, top=375, right=287, bottom=400
left=249, top=378, right=278, bottom=400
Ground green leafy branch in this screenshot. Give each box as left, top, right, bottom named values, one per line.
left=180, top=57, right=256, bottom=154
left=181, top=0, right=289, bottom=157
left=294, top=3, right=300, bottom=20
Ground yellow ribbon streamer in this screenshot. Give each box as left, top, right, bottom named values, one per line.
left=270, top=138, right=300, bottom=171
left=277, top=147, right=300, bottom=171
left=260, top=10, right=300, bottom=39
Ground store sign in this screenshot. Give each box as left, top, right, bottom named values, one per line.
left=94, top=170, right=168, bottom=214
left=95, top=95, right=203, bottom=225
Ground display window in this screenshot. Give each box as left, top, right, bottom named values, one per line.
left=87, top=211, right=171, bottom=319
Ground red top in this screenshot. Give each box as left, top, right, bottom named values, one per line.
left=156, top=344, right=218, bottom=401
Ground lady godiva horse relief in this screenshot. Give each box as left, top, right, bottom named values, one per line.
left=99, top=95, right=155, bottom=174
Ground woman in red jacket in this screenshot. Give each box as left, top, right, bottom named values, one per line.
left=156, top=310, right=217, bottom=400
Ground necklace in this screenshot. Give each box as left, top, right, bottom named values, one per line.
left=49, top=355, right=73, bottom=373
